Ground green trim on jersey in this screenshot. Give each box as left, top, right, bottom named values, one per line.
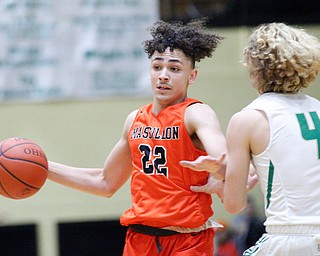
left=266, top=161, right=274, bottom=209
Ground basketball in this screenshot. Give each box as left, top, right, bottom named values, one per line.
left=0, top=137, right=48, bottom=200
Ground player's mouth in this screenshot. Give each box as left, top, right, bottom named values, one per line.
left=156, top=84, right=171, bottom=90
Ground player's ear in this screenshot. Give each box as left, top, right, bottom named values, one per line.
left=188, top=69, right=198, bottom=85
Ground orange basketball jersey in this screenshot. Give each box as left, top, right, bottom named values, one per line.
left=120, top=98, right=213, bottom=228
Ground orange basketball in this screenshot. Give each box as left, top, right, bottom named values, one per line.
left=0, top=137, right=48, bottom=199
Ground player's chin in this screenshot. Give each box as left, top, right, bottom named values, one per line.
left=154, top=93, right=172, bottom=103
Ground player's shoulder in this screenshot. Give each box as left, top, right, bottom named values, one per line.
left=127, top=109, right=139, bottom=119
left=230, top=109, right=267, bottom=129
left=185, top=102, right=219, bottom=132
left=123, top=109, right=139, bottom=134
left=186, top=102, right=216, bottom=116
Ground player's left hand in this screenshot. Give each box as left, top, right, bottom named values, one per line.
left=190, top=174, right=224, bottom=199
left=179, top=154, right=226, bottom=173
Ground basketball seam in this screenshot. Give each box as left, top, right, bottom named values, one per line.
left=0, top=138, right=47, bottom=200
left=0, top=142, right=48, bottom=169
left=0, top=162, right=41, bottom=190
left=0, top=156, right=48, bottom=169
left=0, top=180, right=14, bottom=199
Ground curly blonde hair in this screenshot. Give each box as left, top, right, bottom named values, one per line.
left=243, top=23, right=320, bottom=94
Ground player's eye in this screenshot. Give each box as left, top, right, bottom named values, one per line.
left=152, top=64, right=161, bottom=71
left=171, top=67, right=180, bottom=72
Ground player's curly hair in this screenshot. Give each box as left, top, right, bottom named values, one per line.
left=143, top=19, right=223, bottom=68
left=243, top=23, right=320, bottom=94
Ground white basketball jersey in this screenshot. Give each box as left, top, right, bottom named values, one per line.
left=244, top=93, right=320, bottom=226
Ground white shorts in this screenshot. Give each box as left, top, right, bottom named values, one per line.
left=243, top=225, right=320, bottom=256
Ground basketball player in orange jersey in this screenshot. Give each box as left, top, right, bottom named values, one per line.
left=48, top=20, right=227, bottom=256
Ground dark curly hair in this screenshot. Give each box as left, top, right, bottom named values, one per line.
left=143, top=19, right=223, bottom=68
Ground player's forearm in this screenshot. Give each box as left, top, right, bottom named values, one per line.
left=48, top=161, right=111, bottom=197
left=223, top=176, right=248, bottom=214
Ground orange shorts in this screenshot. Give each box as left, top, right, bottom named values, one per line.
left=122, top=227, right=214, bottom=256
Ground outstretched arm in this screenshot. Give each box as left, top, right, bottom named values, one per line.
left=181, top=154, right=258, bottom=196
left=184, top=103, right=227, bottom=180
left=48, top=110, right=137, bottom=197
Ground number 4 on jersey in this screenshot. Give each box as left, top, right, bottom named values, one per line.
left=296, top=111, right=320, bottom=159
